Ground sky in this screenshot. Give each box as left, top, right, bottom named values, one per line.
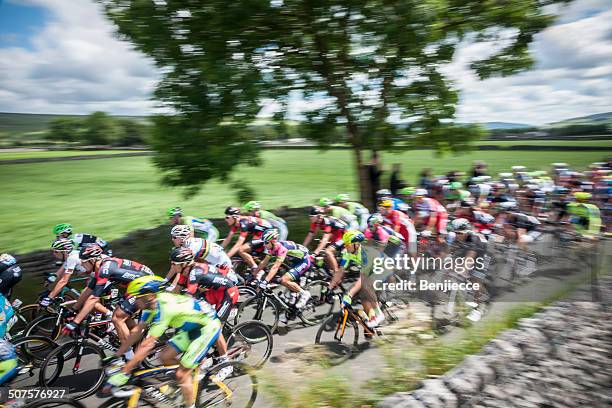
left=0, top=0, right=610, bottom=126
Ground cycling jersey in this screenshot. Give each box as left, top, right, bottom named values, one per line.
left=415, top=198, right=448, bottom=233
left=184, top=216, right=219, bottom=242
left=265, top=241, right=311, bottom=281
left=508, top=212, right=540, bottom=232
left=364, top=225, right=403, bottom=245
left=0, top=295, right=14, bottom=338
left=258, top=210, right=288, bottom=241
left=0, top=339, right=17, bottom=386
left=340, top=246, right=367, bottom=270
left=183, top=238, right=236, bottom=283
left=183, top=263, right=238, bottom=321
left=346, top=202, right=370, bottom=230
left=87, top=257, right=153, bottom=297
left=329, top=206, right=359, bottom=229
left=453, top=231, right=488, bottom=259
left=0, top=255, right=21, bottom=298
left=62, top=250, right=87, bottom=275
left=382, top=209, right=417, bottom=248
left=566, top=202, right=602, bottom=236
left=73, top=233, right=110, bottom=252
left=309, top=216, right=347, bottom=242
left=231, top=216, right=272, bottom=240
left=140, top=293, right=221, bottom=369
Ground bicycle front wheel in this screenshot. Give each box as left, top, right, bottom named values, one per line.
left=39, top=340, right=106, bottom=400
left=25, top=314, right=62, bottom=340
left=235, top=295, right=280, bottom=333
left=8, top=335, right=58, bottom=389
left=314, top=312, right=359, bottom=365
left=298, top=280, right=335, bottom=326
left=197, top=361, right=257, bottom=408
left=226, top=320, right=273, bottom=369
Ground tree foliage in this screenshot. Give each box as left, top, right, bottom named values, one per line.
left=101, top=0, right=571, bottom=197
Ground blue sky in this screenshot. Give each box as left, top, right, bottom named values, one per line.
left=0, top=0, right=611, bottom=125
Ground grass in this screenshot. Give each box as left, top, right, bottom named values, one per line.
left=0, top=149, right=146, bottom=160
left=0, top=149, right=608, bottom=253
left=473, top=139, right=612, bottom=147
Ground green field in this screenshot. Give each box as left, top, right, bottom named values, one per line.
left=1, top=149, right=608, bottom=254
left=0, top=149, right=146, bottom=160
left=473, top=139, right=612, bottom=147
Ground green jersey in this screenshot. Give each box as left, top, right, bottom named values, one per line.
left=259, top=209, right=284, bottom=223
left=566, top=202, right=601, bottom=236
left=330, top=205, right=357, bottom=225
left=140, top=292, right=218, bottom=338
left=346, top=201, right=366, bottom=214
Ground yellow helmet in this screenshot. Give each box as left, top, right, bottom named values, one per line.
left=126, top=276, right=166, bottom=297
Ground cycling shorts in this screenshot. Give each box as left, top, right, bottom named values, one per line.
left=204, top=286, right=239, bottom=322
left=284, top=257, right=311, bottom=282
left=168, top=320, right=221, bottom=369
left=118, top=296, right=137, bottom=317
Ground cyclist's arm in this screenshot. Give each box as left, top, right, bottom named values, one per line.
left=165, top=263, right=181, bottom=283
left=254, top=255, right=271, bottom=274
left=264, top=258, right=284, bottom=282
left=347, top=276, right=362, bottom=298
left=49, top=268, right=72, bottom=298
left=221, top=229, right=235, bottom=249
left=426, top=212, right=437, bottom=232
left=313, top=233, right=330, bottom=256
left=227, top=235, right=246, bottom=257
left=303, top=231, right=314, bottom=247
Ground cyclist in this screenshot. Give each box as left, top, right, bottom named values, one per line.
left=105, top=276, right=223, bottom=408
left=221, top=207, right=272, bottom=258
left=334, top=194, right=370, bottom=231
left=64, top=246, right=154, bottom=354
left=168, top=248, right=235, bottom=372
left=0, top=339, right=17, bottom=385
left=40, top=238, right=87, bottom=307
left=303, top=206, right=347, bottom=256
left=52, top=223, right=112, bottom=255
left=0, top=253, right=22, bottom=300
left=412, top=189, right=448, bottom=242
left=168, top=225, right=236, bottom=288
left=254, top=230, right=312, bottom=319
left=332, top=231, right=384, bottom=328
left=168, top=207, right=219, bottom=242
left=565, top=192, right=602, bottom=239
left=378, top=200, right=417, bottom=255
left=319, top=197, right=359, bottom=229
left=243, top=201, right=289, bottom=241
left=375, top=189, right=405, bottom=211
left=364, top=213, right=405, bottom=259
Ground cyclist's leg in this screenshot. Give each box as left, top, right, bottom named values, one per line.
left=114, top=299, right=137, bottom=342
left=179, top=323, right=222, bottom=405
left=238, top=243, right=257, bottom=268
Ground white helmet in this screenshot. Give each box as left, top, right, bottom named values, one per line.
left=171, top=224, right=192, bottom=238
left=449, top=218, right=472, bottom=232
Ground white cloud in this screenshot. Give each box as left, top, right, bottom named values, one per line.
left=0, top=0, right=159, bottom=115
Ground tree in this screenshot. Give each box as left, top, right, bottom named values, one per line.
left=116, top=119, right=150, bottom=146
left=46, top=118, right=83, bottom=143
left=101, top=0, right=570, bottom=203
left=82, top=111, right=117, bottom=145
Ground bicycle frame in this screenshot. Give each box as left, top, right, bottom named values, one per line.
left=333, top=307, right=376, bottom=341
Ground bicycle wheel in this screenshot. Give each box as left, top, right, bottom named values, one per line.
left=39, top=340, right=106, bottom=400
left=24, top=399, right=86, bottom=408
left=235, top=294, right=280, bottom=333
left=298, top=280, right=334, bottom=326
left=226, top=320, right=273, bottom=369
left=314, top=312, right=359, bottom=365
left=25, top=314, right=62, bottom=340
left=197, top=361, right=257, bottom=408
left=9, top=304, right=47, bottom=338
left=8, top=336, right=58, bottom=389
left=98, top=397, right=156, bottom=407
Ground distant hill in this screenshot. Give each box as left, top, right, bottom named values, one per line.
left=482, top=122, right=533, bottom=130
left=0, top=112, right=149, bottom=138
left=548, top=112, right=612, bottom=128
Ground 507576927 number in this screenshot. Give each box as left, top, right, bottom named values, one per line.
left=0, top=387, right=67, bottom=402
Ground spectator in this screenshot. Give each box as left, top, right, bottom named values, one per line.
left=389, top=163, right=404, bottom=196
left=472, top=161, right=488, bottom=178
left=419, top=168, right=433, bottom=190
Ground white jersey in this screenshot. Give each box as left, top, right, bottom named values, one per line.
left=63, top=250, right=86, bottom=275
left=184, top=238, right=236, bottom=283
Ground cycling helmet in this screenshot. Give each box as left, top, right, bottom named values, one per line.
left=342, top=230, right=365, bottom=245
left=334, top=193, right=350, bottom=203
left=378, top=200, right=393, bottom=208
left=169, top=247, right=195, bottom=263
left=309, top=206, right=324, bottom=216
left=414, top=188, right=428, bottom=197
left=449, top=218, right=472, bottom=232
left=167, top=207, right=182, bottom=217
left=498, top=201, right=517, bottom=211
left=573, top=191, right=591, bottom=201
left=51, top=238, right=74, bottom=252
left=79, top=245, right=103, bottom=260
left=397, top=202, right=411, bottom=213
left=53, top=223, right=73, bottom=236
left=375, top=189, right=392, bottom=199
left=262, top=229, right=280, bottom=242
left=225, top=206, right=241, bottom=216
left=368, top=213, right=384, bottom=226
left=399, top=187, right=415, bottom=196
left=243, top=201, right=261, bottom=211
left=319, top=197, right=333, bottom=206
left=171, top=224, right=192, bottom=238
left=126, top=276, right=167, bottom=297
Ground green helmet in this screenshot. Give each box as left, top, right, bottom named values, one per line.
left=319, top=197, right=333, bottom=206
left=52, top=223, right=72, bottom=236
left=449, top=182, right=462, bottom=190
left=243, top=201, right=261, bottom=211
left=334, top=193, right=350, bottom=203
left=399, top=187, right=415, bottom=196
left=167, top=207, right=182, bottom=217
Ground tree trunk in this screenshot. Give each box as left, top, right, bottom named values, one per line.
left=354, top=147, right=375, bottom=210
